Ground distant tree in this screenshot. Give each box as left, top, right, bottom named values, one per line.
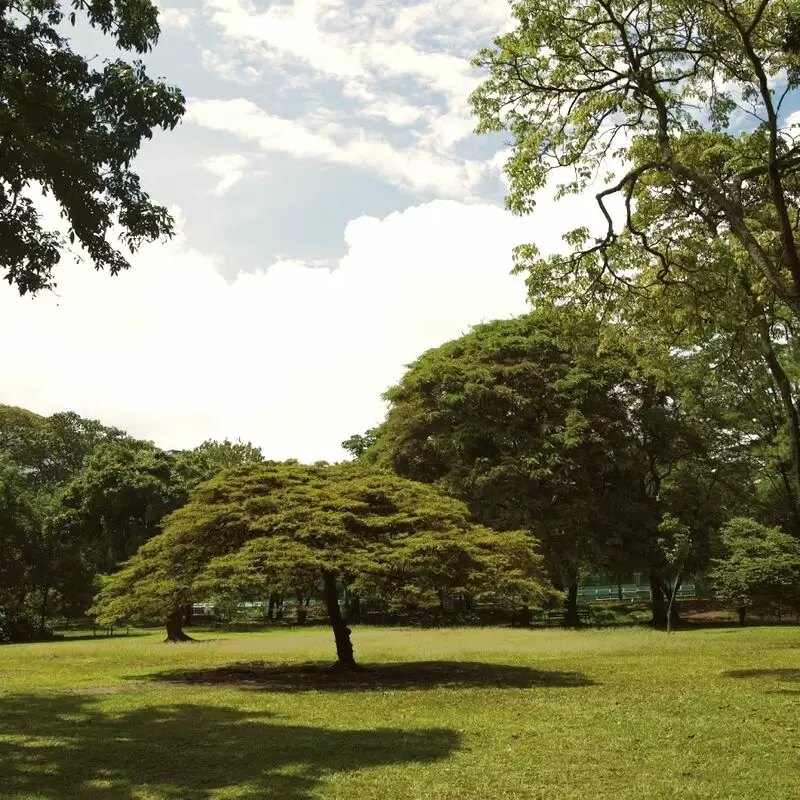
left=710, top=518, right=800, bottom=625
left=341, top=429, right=378, bottom=460
left=172, top=438, right=264, bottom=491
left=0, top=405, right=125, bottom=489
left=55, top=440, right=185, bottom=569
left=0, top=406, right=131, bottom=637
left=0, top=454, right=40, bottom=642
left=656, top=516, right=693, bottom=634
left=1, top=0, right=185, bottom=294
left=93, top=463, right=555, bottom=660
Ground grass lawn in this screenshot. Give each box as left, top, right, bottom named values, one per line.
left=1, top=625, right=798, bottom=799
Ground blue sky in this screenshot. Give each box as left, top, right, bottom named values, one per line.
left=75, top=0, right=514, bottom=275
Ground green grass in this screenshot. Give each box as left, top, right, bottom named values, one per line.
left=1, top=625, right=798, bottom=799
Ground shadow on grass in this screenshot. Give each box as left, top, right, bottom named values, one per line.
left=723, top=668, right=800, bottom=694
left=136, top=660, right=596, bottom=692
left=0, top=692, right=459, bottom=799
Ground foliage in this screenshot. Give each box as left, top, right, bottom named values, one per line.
left=341, top=429, right=378, bottom=460
left=0, top=0, right=185, bottom=294
left=0, top=405, right=126, bottom=490
left=372, top=308, right=697, bottom=591
left=92, top=462, right=554, bottom=659
left=710, top=517, right=800, bottom=618
left=470, top=0, right=800, bottom=520
left=172, top=438, right=265, bottom=491
left=0, top=454, right=40, bottom=642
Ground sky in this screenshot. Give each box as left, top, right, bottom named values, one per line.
left=1, top=0, right=617, bottom=462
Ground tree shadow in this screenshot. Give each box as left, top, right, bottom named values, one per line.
left=722, top=668, right=800, bottom=695
left=136, top=660, right=596, bottom=692
left=0, top=692, right=459, bottom=799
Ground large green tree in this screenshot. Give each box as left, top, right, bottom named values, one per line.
left=93, top=462, right=553, bottom=663
left=1, top=0, right=184, bottom=294
left=470, top=0, right=800, bottom=517
left=368, top=308, right=672, bottom=625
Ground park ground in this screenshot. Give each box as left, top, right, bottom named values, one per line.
left=0, top=626, right=798, bottom=799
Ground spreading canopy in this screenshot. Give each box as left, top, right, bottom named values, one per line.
left=93, top=462, right=554, bottom=662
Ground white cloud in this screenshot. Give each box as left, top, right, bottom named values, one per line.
left=157, top=6, right=195, bottom=28
left=0, top=197, right=602, bottom=463
left=201, top=153, right=250, bottom=195
left=198, top=0, right=514, bottom=194
left=187, top=98, right=486, bottom=197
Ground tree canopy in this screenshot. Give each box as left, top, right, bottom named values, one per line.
left=710, top=516, right=800, bottom=624
left=1, top=0, right=184, bottom=294
left=93, top=462, right=554, bottom=665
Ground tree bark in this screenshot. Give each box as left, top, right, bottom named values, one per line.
left=323, top=571, right=358, bottom=670
left=738, top=607, right=747, bottom=626
left=563, top=582, right=580, bottom=627
left=38, top=585, right=50, bottom=638
left=164, top=609, right=195, bottom=642
left=755, top=312, right=800, bottom=514
left=665, top=569, right=684, bottom=634
left=650, top=570, right=667, bottom=628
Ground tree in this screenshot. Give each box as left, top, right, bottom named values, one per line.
left=172, top=438, right=264, bottom=491
left=1, top=0, right=185, bottom=295
left=341, top=429, right=378, bottom=460
left=0, top=454, right=41, bottom=642
left=0, top=405, right=131, bottom=637
left=370, top=307, right=662, bottom=626
left=710, top=517, right=800, bottom=624
left=92, top=463, right=554, bottom=661
left=470, top=0, right=800, bottom=516
left=0, top=405, right=125, bottom=490
left=656, top=515, right=693, bottom=633
left=54, top=440, right=185, bottom=570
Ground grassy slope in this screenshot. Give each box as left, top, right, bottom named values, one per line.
left=0, top=626, right=798, bottom=799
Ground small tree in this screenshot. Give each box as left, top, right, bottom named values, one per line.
left=657, top=515, right=693, bottom=634
left=710, top=517, right=800, bottom=625
left=92, top=463, right=555, bottom=661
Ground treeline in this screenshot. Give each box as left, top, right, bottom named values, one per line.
left=346, top=307, right=800, bottom=628
left=4, top=299, right=800, bottom=644
left=0, top=405, right=263, bottom=642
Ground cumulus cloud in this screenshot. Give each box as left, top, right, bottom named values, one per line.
left=157, top=5, right=195, bottom=28
left=196, top=0, right=514, bottom=196
left=187, top=98, right=486, bottom=197
left=0, top=197, right=602, bottom=463
left=201, top=153, right=251, bottom=195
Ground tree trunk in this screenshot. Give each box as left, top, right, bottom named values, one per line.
left=738, top=606, right=747, bottom=626
left=38, top=585, right=50, bottom=638
left=563, top=583, right=580, bottom=628
left=182, top=604, right=193, bottom=627
left=164, top=610, right=195, bottom=642
left=323, top=571, right=358, bottom=670
left=650, top=570, right=667, bottom=628
left=666, top=570, right=682, bottom=634
left=755, top=312, right=800, bottom=514
left=267, top=594, right=275, bottom=622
